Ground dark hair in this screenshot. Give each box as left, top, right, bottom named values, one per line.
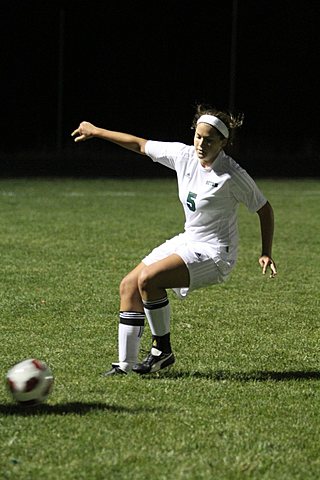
left=191, top=104, right=244, bottom=146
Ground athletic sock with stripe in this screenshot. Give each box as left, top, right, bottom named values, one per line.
left=118, top=311, right=145, bottom=372
left=143, top=296, right=172, bottom=354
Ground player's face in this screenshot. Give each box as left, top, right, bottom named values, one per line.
left=194, top=123, right=227, bottom=166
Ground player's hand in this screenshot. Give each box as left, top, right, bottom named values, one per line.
left=71, top=121, right=97, bottom=142
left=259, top=255, right=277, bottom=278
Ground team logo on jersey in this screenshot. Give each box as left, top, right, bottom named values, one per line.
left=195, top=252, right=202, bottom=259
left=206, top=180, right=219, bottom=187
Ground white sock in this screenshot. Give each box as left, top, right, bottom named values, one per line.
left=143, top=297, right=170, bottom=336
left=118, top=312, right=144, bottom=372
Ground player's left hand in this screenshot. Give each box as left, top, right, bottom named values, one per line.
left=259, top=256, right=277, bottom=278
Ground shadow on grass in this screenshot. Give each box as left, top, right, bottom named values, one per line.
left=160, top=369, right=320, bottom=382
left=0, top=402, right=162, bottom=416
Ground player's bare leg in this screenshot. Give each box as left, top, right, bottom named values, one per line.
left=133, top=254, right=190, bottom=374
left=138, top=254, right=189, bottom=301
left=119, top=263, right=145, bottom=311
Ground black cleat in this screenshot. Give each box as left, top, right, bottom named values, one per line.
left=102, top=364, right=127, bottom=377
left=132, top=348, right=175, bottom=374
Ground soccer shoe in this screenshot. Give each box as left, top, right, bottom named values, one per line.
left=102, top=364, right=127, bottom=377
left=132, top=348, right=175, bottom=374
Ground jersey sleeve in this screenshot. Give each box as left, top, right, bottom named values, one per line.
left=145, top=141, right=191, bottom=171
left=230, top=161, right=267, bottom=213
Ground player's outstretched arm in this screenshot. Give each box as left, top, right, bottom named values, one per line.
left=257, top=201, right=277, bottom=278
left=71, top=121, right=147, bottom=155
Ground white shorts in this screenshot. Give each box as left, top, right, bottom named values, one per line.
left=142, top=233, right=236, bottom=299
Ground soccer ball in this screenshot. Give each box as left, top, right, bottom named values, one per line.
left=6, top=358, right=54, bottom=406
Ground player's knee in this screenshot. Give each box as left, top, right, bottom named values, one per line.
left=137, top=266, right=155, bottom=293
left=119, top=274, right=139, bottom=300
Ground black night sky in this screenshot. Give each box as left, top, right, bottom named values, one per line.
left=2, top=0, right=320, bottom=176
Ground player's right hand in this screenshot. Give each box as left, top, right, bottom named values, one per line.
left=71, top=121, right=96, bottom=142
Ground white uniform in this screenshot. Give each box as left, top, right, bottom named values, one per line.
left=143, top=141, right=267, bottom=298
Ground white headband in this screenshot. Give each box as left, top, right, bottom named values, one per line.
left=197, top=114, right=229, bottom=138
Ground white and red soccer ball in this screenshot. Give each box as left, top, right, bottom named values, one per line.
left=6, top=358, right=54, bottom=406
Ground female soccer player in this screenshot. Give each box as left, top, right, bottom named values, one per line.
left=71, top=104, right=277, bottom=375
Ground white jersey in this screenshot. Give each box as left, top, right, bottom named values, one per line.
left=145, top=141, right=267, bottom=260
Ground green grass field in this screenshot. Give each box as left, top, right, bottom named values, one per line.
left=0, top=177, right=319, bottom=479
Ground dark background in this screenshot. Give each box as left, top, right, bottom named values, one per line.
left=2, top=0, right=320, bottom=177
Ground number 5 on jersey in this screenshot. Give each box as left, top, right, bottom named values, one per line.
left=187, top=191, right=197, bottom=212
